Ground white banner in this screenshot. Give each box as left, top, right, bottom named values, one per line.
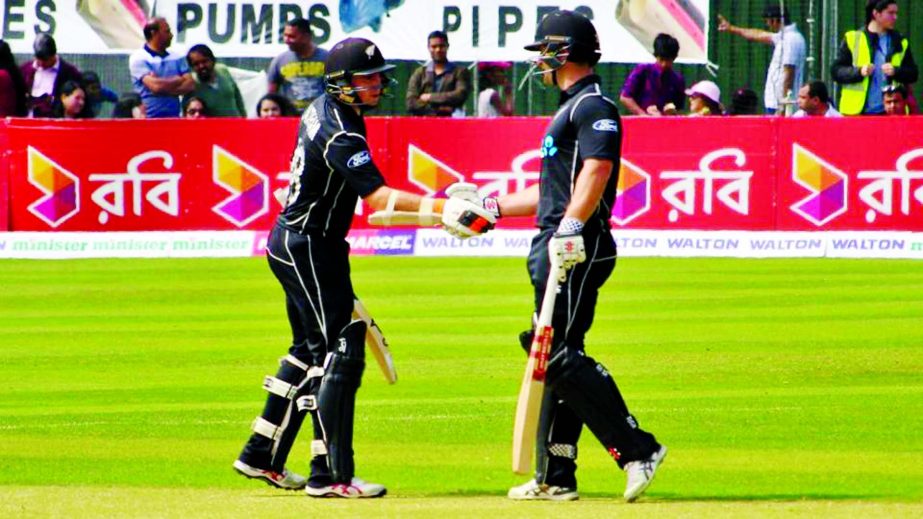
left=2, top=231, right=923, bottom=259
left=2, top=0, right=709, bottom=63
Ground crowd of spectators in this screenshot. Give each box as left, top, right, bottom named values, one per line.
left=0, top=1, right=918, bottom=120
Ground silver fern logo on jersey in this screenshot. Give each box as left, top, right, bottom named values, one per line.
left=348, top=151, right=372, bottom=168
left=592, top=119, right=619, bottom=132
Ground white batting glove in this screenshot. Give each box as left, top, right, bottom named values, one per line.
left=445, top=181, right=502, bottom=219
left=441, top=197, right=496, bottom=239
left=549, top=217, right=586, bottom=282
left=445, top=182, right=480, bottom=203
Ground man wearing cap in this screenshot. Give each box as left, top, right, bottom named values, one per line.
left=831, top=0, right=917, bottom=115
left=478, top=9, right=666, bottom=502
left=20, top=33, right=84, bottom=118
left=718, top=2, right=806, bottom=114
left=128, top=17, right=194, bottom=118
left=233, top=37, right=493, bottom=498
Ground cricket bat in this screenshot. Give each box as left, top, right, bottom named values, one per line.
left=512, top=261, right=565, bottom=474
left=353, top=297, right=397, bottom=384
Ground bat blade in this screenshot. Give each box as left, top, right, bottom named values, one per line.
left=511, top=324, right=553, bottom=474
left=353, top=298, right=397, bottom=384
left=511, top=262, right=563, bottom=474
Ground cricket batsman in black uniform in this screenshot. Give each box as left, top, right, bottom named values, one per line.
left=482, top=10, right=667, bottom=501
left=232, top=37, right=495, bottom=498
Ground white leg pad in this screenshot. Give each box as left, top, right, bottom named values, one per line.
left=311, top=439, right=328, bottom=456
left=263, top=376, right=298, bottom=399
left=281, top=354, right=310, bottom=371
left=296, top=395, right=317, bottom=411
left=252, top=417, right=284, bottom=441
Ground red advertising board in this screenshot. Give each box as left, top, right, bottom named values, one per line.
left=3, top=116, right=923, bottom=233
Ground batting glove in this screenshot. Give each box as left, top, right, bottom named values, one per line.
left=549, top=217, right=586, bottom=282
left=441, top=197, right=496, bottom=239
left=445, top=182, right=501, bottom=219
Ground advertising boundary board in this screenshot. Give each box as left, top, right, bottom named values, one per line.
left=1, top=116, right=923, bottom=260
left=1, top=230, right=921, bottom=260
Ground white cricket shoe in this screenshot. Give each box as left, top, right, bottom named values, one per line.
left=305, top=477, right=387, bottom=498
left=623, top=445, right=668, bottom=502
left=507, top=479, right=579, bottom=501
left=233, top=459, right=307, bottom=490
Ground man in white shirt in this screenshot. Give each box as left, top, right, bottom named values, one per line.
left=718, top=3, right=806, bottom=114
left=792, top=81, right=842, bottom=117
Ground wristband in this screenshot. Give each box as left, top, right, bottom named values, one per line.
left=557, top=217, right=584, bottom=235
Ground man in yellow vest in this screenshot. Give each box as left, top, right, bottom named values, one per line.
left=831, top=0, right=917, bottom=115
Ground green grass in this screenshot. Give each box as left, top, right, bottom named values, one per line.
left=1, top=257, right=922, bottom=517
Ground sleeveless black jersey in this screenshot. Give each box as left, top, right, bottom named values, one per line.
left=277, top=94, right=386, bottom=239
left=536, top=75, right=621, bottom=234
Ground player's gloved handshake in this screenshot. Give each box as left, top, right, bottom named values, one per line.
left=441, top=182, right=498, bottom=239
left=549, top=217, right=586, bottom=282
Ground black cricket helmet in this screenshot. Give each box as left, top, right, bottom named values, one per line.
left=525, top=10, right=601, bottom=70
left=325, top=38, right=395, bottom=105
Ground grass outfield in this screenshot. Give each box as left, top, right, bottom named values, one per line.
left=1, top=256, right=921, bottom=518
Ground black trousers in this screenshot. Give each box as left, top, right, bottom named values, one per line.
left=267, top=224, right=355, bottom=366
left=526, top=229, right=658, bottom=485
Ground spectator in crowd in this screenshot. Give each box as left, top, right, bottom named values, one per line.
left=619, top=33, right=685, bottom=116
left=718, top=3, right=806, bottom=115
left=81, top=71, right=118, bottom=118
left=686, top=80, right=723, bottom=116
left=187, top=43, right=246, bottom=117
left=267, top=18, right=328, bottom=114
left=0, top=40, right=28, bottom=116
left=476, top=61, right=513, bottom=117
left=183, top=95, right=207, bottom=118
left=906, top=85, right=921, bottom=114
left=255, top=93, right=296, bottom=118
left=792, top=81, right=842, bottom=117
left=52, top=80, right=89, bottom=119
left=113, top=92, right=146, bottom=119
left=882, top=84, right=910, bottom=115
left=406, top=30, right=471, bottom=116
left=129, top=17, right=195, bottom=118
left=728, top=87, right=760, bottom=115
left=21, top=33, right=84, bottom=117
left=831, top=0, right=917, bottom=115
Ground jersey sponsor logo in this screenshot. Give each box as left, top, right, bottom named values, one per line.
left=347, top=150, right=372, bottom=168
left=592, top=119, right=620, bottom=132
left=540, top=135, right=558, bottom=158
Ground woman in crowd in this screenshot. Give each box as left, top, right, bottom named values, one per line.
left=476, top=61, right=514, bottom=117
left=255, top=93, right=295, bottom=118
left=0, top=40, right=28, bottom=116
left=53, top=81, right=90, bottom=119
left=686, top=80, right=724, bottom=116
left=183, top=95, right=207, bottom=118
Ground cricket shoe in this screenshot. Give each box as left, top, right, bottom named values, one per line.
left=232, top=459, right=307, bottom=490
left=305, top=477, right=387, bottom=498
left=507, top=479, right=578, bottom=501
left=623, top=445, right=668, bottom=502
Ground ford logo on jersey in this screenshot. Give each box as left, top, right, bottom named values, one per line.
left=592, top=119, right=619, bottom=132
left=347, top=151, right=372, bottom=168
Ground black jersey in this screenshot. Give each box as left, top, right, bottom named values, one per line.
left=536, top=75, right=621, bottom=234
left=278, top=94, right=386, bottom=239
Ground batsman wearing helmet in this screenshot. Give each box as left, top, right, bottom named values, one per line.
left=233, top=37, right=494, bottom=498
left=480, top=10, right=667, bottom=501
